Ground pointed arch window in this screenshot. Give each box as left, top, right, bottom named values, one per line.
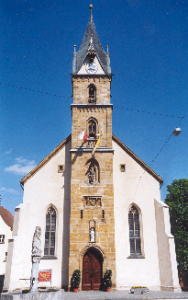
left=44, top=207, right=56, bottom=257
left=128, top=205, right=141, bottom=257
left=88, top=84, right=96, bottom=103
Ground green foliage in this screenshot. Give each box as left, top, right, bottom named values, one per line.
left=165, top=179, right=188, bottom=285
left=71, top=270, right=81, bottom=289
left=103, top=270, right=112, bottom=288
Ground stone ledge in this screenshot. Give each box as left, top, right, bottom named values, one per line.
left=40, top=256, right=58, bottom=260
left=70, top=148, right=114, bottom=153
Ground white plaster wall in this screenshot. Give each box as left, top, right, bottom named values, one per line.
left=78, top=56, right=105, bottom=75
left=4, top=140, right=71, bottom=291
left=113, top=140, right=162, bottom=290
left=155, top=199, right=181, bottom=292
left=0, top=216, right=12, bottom=275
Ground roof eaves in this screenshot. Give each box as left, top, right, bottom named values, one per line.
left=20, top=134, right=71, bottom=185
left=112, top=134, right=163, bottom=184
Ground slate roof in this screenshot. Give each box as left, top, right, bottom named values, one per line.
left=0, top=206, right=14, bottom=230
left=73, top=8, right=111, bottom=75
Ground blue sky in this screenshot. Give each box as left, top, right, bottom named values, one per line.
left=1, top=0, right=188, bottom=215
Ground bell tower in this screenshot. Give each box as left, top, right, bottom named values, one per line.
left=69, top=5, right=116, bottom=290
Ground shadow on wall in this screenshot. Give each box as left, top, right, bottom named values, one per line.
left=61, top=141, right=71, bottom=290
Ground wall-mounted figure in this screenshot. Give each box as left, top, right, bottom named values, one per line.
left=85, top=159, right=100, bottom=184
left=90, top=227, right=95, bottom=243
left=89, top=220, right=96, bottom=243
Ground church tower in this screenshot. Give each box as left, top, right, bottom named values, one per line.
left=69, top=5, right=116, bottom=290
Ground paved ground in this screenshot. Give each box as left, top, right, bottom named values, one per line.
left=64, top=290, right=188, bottom=300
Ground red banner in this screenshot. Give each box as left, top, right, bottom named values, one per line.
left=38, top=271, right=51, bottom=282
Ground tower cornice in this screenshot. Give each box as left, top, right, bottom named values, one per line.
left=71, top=103, right=113, bottom=110
left=71, top=75, right=113, bottom=84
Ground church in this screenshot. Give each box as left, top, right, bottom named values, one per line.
left=4, top=5, right=181, bottom=292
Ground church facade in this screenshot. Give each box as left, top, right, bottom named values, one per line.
left=4, top=6, right=181, bottom=292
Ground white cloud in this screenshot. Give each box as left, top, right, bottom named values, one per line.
left=5, top=149, right=12, bottom=155
left=0, top=187, right=20, bottom=195
left=4, top=157, right=36, bottom=176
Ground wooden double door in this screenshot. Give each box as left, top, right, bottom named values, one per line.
left=82, top=248, right=102, bottom=290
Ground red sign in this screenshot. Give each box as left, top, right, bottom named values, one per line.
left=38, top=271, right=51, bottom=282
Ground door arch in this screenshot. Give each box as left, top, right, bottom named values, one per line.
left=82, top=247, right=103, bottom=290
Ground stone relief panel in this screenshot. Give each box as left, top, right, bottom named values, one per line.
left=83, top=196, right=102, bottom=207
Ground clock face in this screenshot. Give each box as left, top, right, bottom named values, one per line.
left=85, top=62, right=98, bottom=74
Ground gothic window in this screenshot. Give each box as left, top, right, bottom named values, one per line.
left=128, top=205, right=141, bottom=257
left=88, top=84, right=96, bottom=103
left=44, top=207, right=56, bottom=257
left=88, top=119, right=97, bottom=138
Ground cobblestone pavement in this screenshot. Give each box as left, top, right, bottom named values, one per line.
left=64, top=290, right=188, bottom=300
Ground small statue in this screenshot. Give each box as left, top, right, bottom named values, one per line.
left=30, top=226, right=42, bottom=292
left=88, top=163, right=96, bottom=183
left=32, top=226, right=42, bottom=260
left=90, top=227, right=95, bottom=243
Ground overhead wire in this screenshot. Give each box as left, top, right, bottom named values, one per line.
left=116, top=114, right=186, bottom=249
left=116, top=106, right=182, bottom=119
left=0, top=81, right=185, bottom=119
left=0, top=82, right=71, bottom=99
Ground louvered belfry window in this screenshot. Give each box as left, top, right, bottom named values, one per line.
left=44, top=207, right=56, bottom=256
left=129, top=205, right=141, bottom=257
left=88, top=84, right=96, bottom=103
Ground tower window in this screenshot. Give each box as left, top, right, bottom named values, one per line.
left=44, top=207, right=56, bottom=257
left=128, top=205, right=141, bottom=257
left=88, top=84, right=96, bottom=103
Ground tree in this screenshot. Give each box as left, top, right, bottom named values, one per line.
left=165, top=179, right=188, bottom=288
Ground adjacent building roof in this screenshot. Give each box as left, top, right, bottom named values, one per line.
left=73, top=6, right=111, bottom=75
left=20, top=134, right=163, bottom=185
left=0, top=206, right=14, bottom=230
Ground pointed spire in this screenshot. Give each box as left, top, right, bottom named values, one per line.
left=72, top=5, right=111, bottom=75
